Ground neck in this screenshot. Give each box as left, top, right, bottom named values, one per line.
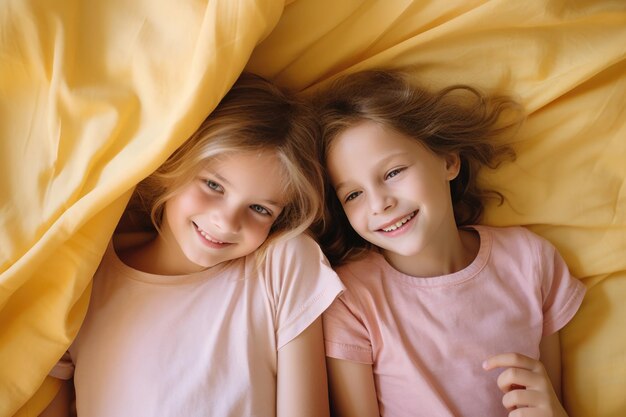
left=383, top=227, right=480, bottom=278
left=117, top=233, right=205, bottom=276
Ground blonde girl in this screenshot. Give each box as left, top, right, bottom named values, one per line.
left=314, top=70, right=585, bottom=417
left=42, top=73, right=344, bottom=417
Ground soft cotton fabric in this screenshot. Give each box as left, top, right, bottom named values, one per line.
left=323, top=226, right=585, bottom=417
left=51, top=233, right=343, bottom=417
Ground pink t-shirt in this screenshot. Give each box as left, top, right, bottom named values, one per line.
left=323, top=225, right=586, bottom=417
left=51, top=233, right=344, bottom=417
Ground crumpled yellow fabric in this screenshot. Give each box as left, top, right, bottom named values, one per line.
left=1, top=0, right=625, bottom=416
left=0, top=0, right=284, bottom=415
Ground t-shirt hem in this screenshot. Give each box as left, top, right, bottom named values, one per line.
left=324, top=341, right=373, bottom=364
left=276, top=280, right=344, bottom=350
left=543, top=279, right=586, bottom=336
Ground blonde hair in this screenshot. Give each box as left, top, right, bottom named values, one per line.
left=129, top=73, right=324, bottom=257
left=312, top=69, right=523, bottom=266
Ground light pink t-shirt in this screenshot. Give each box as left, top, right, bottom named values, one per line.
left=52, top=233, right=344, bottom=417
left=323, top=225, right=586, bottom=417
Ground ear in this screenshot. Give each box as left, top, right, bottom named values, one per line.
left=444, top=153, right=461, bottom=181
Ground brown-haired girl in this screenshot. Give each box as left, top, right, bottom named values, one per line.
left=315, top=70, right=585, bottom=417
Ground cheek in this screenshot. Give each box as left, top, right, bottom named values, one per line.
left=249, top=226, right=273, bottom=248
left=407, top=175, right=438, bottom=196
left=245, top=216, right=274, bottom=239
left=343, top=205, right=366, bottom=229
left=163, top=196, right=186, bottom=225
left=168, top=184, right=203, bottom=211
left=255, top=218, right=273, bottom=233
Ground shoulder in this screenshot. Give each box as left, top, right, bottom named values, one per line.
left=334, top=251, right=387, bottom=290
left=263, top=233, right=325, bottom=263
left=259, top=234, right=345, bottom=348
left=91, top=240, right=125, bottom=281
left=475, top=225, right=551, bottom=255
left=475, top=225, right=568, bottom=283
left=258, top=233, right=340, bottom=285
left=475, top=224, right=534, bottom=240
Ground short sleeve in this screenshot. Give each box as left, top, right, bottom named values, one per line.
left=322, top=266, right=374, bottom=364
left=263, top=234, right=345, bottom=350
left=536, top=236, right=587, bottom=336
left=49, top=351, right=74, bottom=380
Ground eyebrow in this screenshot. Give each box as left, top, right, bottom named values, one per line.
left=258, top=198, right=283, bottom=207
left=333, top=180, right=350, bottom=193
left=333, top=151, right=406, bottom=191
left=210, top=171, right=283, bottom=207
left=213, top=171, right=231, bottom=186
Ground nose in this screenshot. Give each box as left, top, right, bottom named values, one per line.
left=368, top=189, right=395, bottom=215
left=212, top=206, right=242, bottom=234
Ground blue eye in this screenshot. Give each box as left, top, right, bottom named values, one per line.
left=385, top=168, right=404, bottom=180
left=251, top=204, right=271, bottom=216
left=205, top=180, right=223, bottom=192
left=345, top=191, right=361, bottom=203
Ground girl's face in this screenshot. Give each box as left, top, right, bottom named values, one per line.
left=159, top=150, right=286, bottom=274
left=326, top=120, right=460, bottom=267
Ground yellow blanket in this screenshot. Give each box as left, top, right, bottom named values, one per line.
left=1, top=1, right=624, bottom=416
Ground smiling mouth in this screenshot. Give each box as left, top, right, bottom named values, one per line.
left=193, top=222, right=230, bottom=245
left=379, top=211, right=417, bottom=232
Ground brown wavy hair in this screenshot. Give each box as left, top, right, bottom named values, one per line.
left=311, top=69, right=523, bottom=266
left=126, top=72, right=325, bottom=258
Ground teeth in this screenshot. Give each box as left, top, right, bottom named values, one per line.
left=195, top=224, right=224, bottom=244
left=382, top=212, right=415, bottom=232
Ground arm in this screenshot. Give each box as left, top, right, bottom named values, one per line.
left=539, top=331, right=562, bottom=400
left=39, top=378, right=73, bottom=417
left=276, top=317, right=330, bottom=417
left=483, top=336, right=567, bottom=417
left=327, top=357, right=379, bottom=417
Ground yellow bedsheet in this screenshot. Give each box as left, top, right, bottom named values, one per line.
left=1, top=1, right=625, bottom=416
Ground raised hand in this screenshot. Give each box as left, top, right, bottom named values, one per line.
left=482, top=353, right=568, bottom=417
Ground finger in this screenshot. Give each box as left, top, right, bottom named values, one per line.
left=502, top=388, right=548, bottom=410
left=509, top=407, right=549, bottom=417
left=483, top=353, right=543, bottom=372
left=496, top=367, right=549, bottom=393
